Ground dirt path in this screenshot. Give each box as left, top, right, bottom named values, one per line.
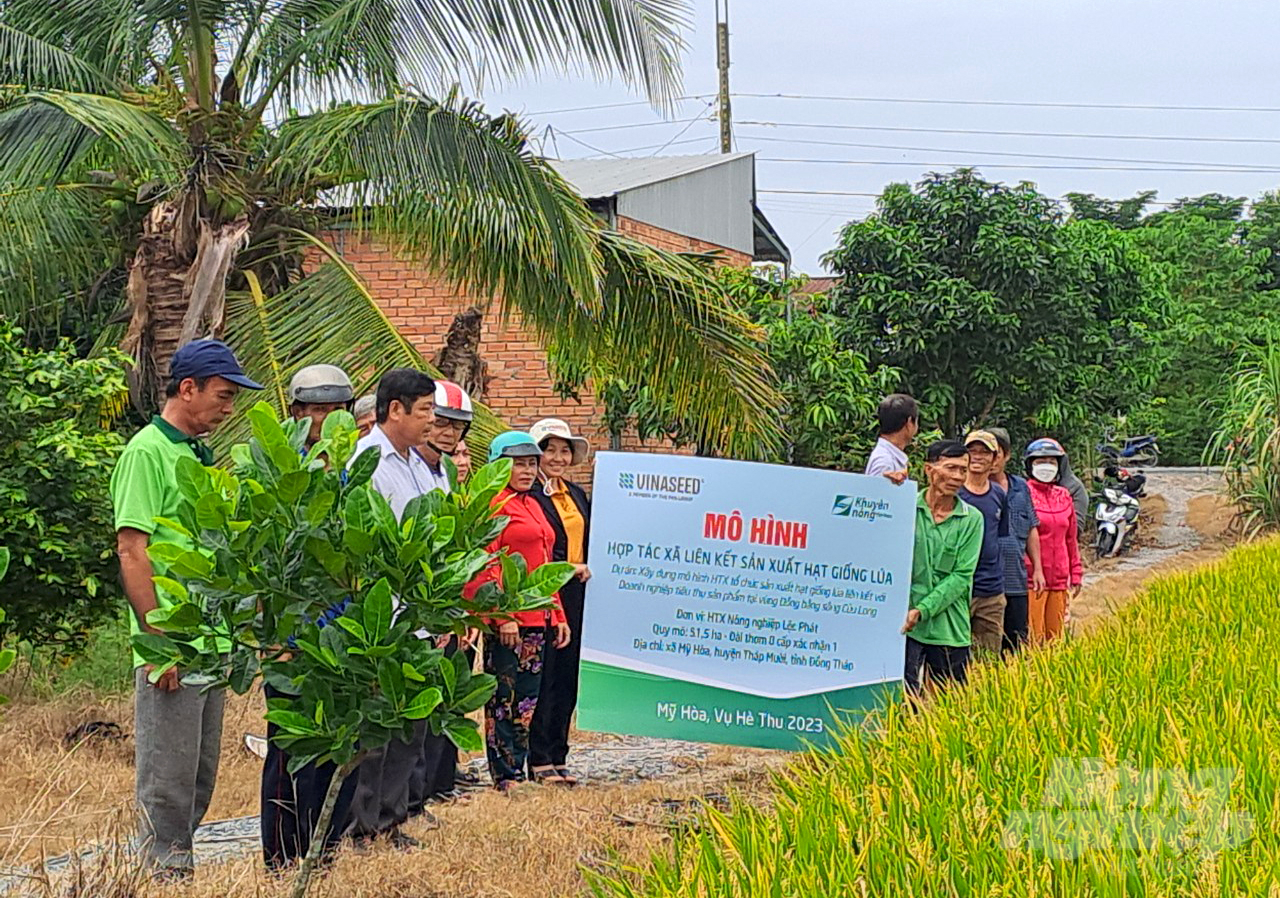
left=1073, top=468, right=1234, bottom=627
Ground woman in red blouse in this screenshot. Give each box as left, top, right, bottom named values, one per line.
left=465, top=432, right=570, bottom=790
left=1023, top=438, right=1082, bottom=643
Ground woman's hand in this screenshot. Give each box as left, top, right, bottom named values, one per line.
left=554, top=622, right=572, bottom=649
left=498, top=621, right=520, bottom=649
left=574, top=564, right=592, bottom=583
left=459, top=627, right=480, bottom=651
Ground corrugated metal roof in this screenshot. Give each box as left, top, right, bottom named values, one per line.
left=550, top=153, right=755, bottom=199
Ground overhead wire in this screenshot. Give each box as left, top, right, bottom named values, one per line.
left=758, top=157, right=1280, bottom=173
left=734, top=119, right=1280, bottom=146
left=732, top=92, right=1280, bottom=114
left=739, top=134, right=1277, bottom=170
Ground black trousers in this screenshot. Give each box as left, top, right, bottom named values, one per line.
left=260, top=686, right=358, bottom=869
left=903, top=637, right=970, bottom=696
left=529, top=578, right=585, bottom=769
left=407, top=639, right=473, bottom=814
left=348, top=721, right=428, bottom=838
left=1003, top=592, right=1030, bottom=655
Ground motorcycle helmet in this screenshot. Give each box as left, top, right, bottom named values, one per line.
left=288, top=364, right=355, bottom=407
left=488, top=431, right=543, bottom=464
left=427, top=379, right=474, bottom=451
left=1024, top=437, right=1066, bottom=482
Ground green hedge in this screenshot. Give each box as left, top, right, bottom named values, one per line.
left=591, top=540, right=1280, bottom=896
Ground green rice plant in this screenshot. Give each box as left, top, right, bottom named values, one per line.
left=589, top=539, right=1280, bottom=897
left=1207, top=339, right=1280, bottom=535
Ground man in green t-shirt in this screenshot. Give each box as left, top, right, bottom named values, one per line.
left=110, top=339, right=261, bottom=877
left=901, top=439, right=984, bottom=698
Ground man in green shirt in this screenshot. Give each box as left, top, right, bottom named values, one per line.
left=110, top=339, right=262, bottom=877
left=901, top=439, right=984, bottom=697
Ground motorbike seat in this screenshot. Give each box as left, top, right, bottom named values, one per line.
left=1129, top=435, right=1157, bottom=444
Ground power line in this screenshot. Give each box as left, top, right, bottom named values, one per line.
left=651, top=102, right=717, bottom=156
left=740, top=134, right=1276, bottom=171
left=734, top=92, right=1280, bottom=114
left=735, top=119, right=1280, bottom=146
left=526, top=94, right=714, bottom=116
left=757, top=188, right=1220, bottom=208
left=758, top=157, right=1280, bottom=173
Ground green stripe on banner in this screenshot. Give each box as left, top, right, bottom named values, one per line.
left=577, top=660, right=902, bottom=751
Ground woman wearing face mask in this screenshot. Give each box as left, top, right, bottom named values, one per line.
left=1023, top=439, right=1082, bottom=643
left=526, top=418, right=592, bottom=786
left=464, top=432, right=571, bottom=791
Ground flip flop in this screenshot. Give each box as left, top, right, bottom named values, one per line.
left=555, top=767, right=579, bottom=786
left=529, top=765, right=568, bottom=785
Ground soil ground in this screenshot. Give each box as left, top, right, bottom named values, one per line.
left=0, top=470, right=1240, bottom=897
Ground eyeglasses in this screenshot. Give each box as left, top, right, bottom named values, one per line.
left=433, top=418, right=468, bottom=432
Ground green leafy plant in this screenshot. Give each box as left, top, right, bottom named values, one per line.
left=134, top=403, right=571, bottom=896
left=823, top=170, right=1168, bottom=441
left=1207, top=340, right=1280, bottom=535
left=0, top=321, right=126, bottom=654
left=0, top=548, right=15, bottom=703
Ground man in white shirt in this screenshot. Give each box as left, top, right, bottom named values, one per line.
left=865, top=393, right=918, bottom=484
left=349, top=368, right=437, bottom=850
left=353, top=369, right=436, bottom=519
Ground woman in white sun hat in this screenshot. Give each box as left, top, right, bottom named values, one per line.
left=526, top=418, right=592, bottom=786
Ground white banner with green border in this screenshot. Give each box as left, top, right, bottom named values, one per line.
left=579, top=452, right=916, bottom=751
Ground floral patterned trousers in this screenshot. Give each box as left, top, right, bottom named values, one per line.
left=483, top=626, right=548, bottom=785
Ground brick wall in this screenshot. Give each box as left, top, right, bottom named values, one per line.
left=329, top=216, right=749, bottom=478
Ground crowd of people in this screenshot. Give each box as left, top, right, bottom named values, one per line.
left=110, top=341, right=594, bottom=877
left=870, top=394, right=1084, bottom=696
left=109, top=342, right=1085, bottom=879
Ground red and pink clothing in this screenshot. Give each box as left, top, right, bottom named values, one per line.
left=1026, top=480, right=1082, bottom=589
left=464, top=487, right=566, bottom=627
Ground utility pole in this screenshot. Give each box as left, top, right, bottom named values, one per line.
left=716, top=0, right=732, bottom=153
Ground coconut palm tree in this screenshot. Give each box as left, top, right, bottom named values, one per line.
left=0, top=0, right=781, bottom=457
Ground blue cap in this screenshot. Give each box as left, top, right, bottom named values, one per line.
left=488, top=431, right=542, bottom=463
left=170, top=340, right=264, bottom=390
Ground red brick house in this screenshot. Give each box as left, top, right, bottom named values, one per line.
left=334, top=153, right=790, bottom=463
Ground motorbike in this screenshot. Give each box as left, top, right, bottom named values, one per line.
left=1097, top=430, right=1160, bottom=467
left=1094, top=485, right=1140, bottom=559
left=1102, top=464, right=1147, bottom=498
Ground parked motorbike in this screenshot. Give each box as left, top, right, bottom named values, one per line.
left=1094, top=486, right=1140, bottom=559
left=1102, top=464, right=1147, bottom=498
left=1097, top=430, right=1160, bottom=467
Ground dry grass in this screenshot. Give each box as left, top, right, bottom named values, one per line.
left=0, top=686, right=783, bottom=897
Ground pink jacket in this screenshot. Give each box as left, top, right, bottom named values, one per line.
left=1026, top=480, right=1082, bottom=589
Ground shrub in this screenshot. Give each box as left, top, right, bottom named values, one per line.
left=1208, top=340, right=1280, bottom=534
left=589, top=539, right=1278, bottom=896
left=0, top=323, right=126, bottom=652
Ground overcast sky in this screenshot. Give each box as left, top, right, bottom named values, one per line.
left=473, top=0, right=1280, bottom=273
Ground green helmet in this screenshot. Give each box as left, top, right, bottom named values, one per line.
left=488, top=431, right=542, bottom=463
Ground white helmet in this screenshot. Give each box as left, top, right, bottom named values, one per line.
left=289, top=364, right=354, bottom=405
left=433, top=380, right=474, bottom=423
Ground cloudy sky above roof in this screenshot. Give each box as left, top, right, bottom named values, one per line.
left=474, top=0, right=1280, bottom=273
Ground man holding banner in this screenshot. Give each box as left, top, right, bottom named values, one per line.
left=901, top=440, right=983, bottom=696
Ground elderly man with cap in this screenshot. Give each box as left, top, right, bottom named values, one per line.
left=258, top=363, right=360, bottom=871
left=957, top=430, right=1011, bottom=656
left=288, top=364, right=355, bottom=448
left=526, top=418, right=592, bottom=786
left=109, top=339, right=263, bottom=878
left=413, top=379, right=473, bottom=493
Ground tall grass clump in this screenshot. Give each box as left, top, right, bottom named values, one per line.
left=1209, top=339, right=1280, bottom=535
left=590, top=539, right=1280, bottom=897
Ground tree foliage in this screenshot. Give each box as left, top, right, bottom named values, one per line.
left=0, top=0, right=782, bottom=461
left=823, top=170, right=1168, bottom=445
left=0, top=322, right=125, bottom=652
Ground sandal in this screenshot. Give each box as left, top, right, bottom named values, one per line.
left=555, top=767, right=579, bottom=786
left=529, top=765, right=568, bottom=785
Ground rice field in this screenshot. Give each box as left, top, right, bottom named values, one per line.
left=589, top=538, right=1280, bottom=897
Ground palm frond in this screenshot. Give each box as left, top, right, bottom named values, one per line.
left=221, top=238, right=506, bottom=455
left=239, top=0, right=686, bottom=114
left=0, top=92, right=184, bottom=188
left=548, top=232, right=784, bottom=459
left=0, top=23, right=119, bottom=92
left=266, top=94, right=602, bottom=331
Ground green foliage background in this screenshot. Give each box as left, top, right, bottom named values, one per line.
left=0, top=323, right=125, bottom=653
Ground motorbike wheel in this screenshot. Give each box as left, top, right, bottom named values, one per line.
left=1096, top=530, right=1118, bottom=559
left=1131, top=449, right=1159, bottom=467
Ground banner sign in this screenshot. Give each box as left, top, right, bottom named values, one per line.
left=578, top=452, right=916, bottom=751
